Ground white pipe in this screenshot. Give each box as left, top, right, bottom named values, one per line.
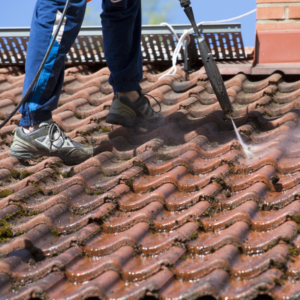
left=159, top=9, right=257, bottom=80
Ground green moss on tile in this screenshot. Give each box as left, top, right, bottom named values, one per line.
left=33, top=183, right=44, bottom=195
left=28, top=258, right=36, bottom=266
left=49, top=166, right=60, bottom=177
left=288, top=245, right=298, bottom=256
left=270, top=258, right=287, bottom=272
left=20, top=170, right=33, bottom=179
left=84, top=188, right=104, bottom=196
left=133, top=161, right=149, bottom=174
left=8, top=204, right=40, bottom=219
left=291, top=226, right=300, bottom=241
left=82, top=130, right=92, bottom=136
left=188, top=230, right=198, bottom=241
left=85, top=188, right=95, bottom=195
left=101, top=127, right=112, bottom=133
left=225, top=190, right=232, bottom=198
left=273, top=278, right=285, bottom=287
left=82, top=126, right=101, bottom=137
left=88, top=227, right=102, bottom=241
left=55, top=161, right=64, bottom=168
left=156, top=153, right=174, bottom=161
left=264, top=111, right=272, bottom=117
left=0, top=190, right=14, bottom=198
left=229, top=168, right=235, bottom=174
left=94, top=190, right=104, bottom=195
left=124, top=177, right=135, bottom=190
left=264, top=239, right=279, bottom=252
left=0, top=219, right=13, bottom=240
left=147, top=187, right=154, bottom=193
left=4, top=206, right=20, bottom=221
left=210, top=142, right=219, bottom=148
left=214, top=177, right=228, bottom=189
left=10, top=169, right=21, bottom=179
left=180, top=254, right=187, bottom=260
left=291, top=213, right=300, bottom=224
left=111, top=171, right=121, bottom=176
left=15, top=230, right=27, bottom=236
left=61, top=172, right=69, bottom=178
left=202, top=207, right=214, bottom=218
left=281, top=274, right=288, bottom=280
left=51, top=229, right=60, bottom=236
left=242, top=130, right=252, bottom=138
left=198, top=220, right=204, bottom=230
left=152, top=142, right=164, bottom=152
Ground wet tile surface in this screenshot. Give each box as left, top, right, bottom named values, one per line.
left=1, top=64, right=300, bottom=299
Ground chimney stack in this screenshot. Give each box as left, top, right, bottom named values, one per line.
left=255, top=0, right=300, bottom=65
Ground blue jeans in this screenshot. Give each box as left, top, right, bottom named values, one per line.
left=20, top=0, right=142, bottom=127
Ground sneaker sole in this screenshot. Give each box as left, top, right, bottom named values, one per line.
left=106, top=113, right=165, bottom=129
left=9, top=148, right=91, bottom=165
left=9, top=148, right=41, bottom=160
left=106, top=113, right=137, bottom=128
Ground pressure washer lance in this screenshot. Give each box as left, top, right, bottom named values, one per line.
left=0, top=0, right=71, bottom=130
left=179, top=0, right=233, bottom=115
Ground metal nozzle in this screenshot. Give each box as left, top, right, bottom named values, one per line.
left=179, top=0, right=191, bottom=8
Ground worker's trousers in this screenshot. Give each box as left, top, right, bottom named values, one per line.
left=20, top=0, right=143, bottom=126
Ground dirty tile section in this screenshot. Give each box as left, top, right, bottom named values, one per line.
left=1, top=63, right=300, bottom=300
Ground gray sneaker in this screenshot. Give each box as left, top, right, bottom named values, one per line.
left=106, top=92, right=165, bottom=128
left=9, top=119, right=93, bottom=164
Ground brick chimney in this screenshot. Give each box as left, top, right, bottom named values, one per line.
left=255, top=0, right=300, bottom=65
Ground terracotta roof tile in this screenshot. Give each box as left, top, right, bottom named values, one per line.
left=1, top=63, right=300, bottom=299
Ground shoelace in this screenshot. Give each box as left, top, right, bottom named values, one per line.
left=143, top=93, right=162, bottom=113
left=43, top=122, right=66, bottom=153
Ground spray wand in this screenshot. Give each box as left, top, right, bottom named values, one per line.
left=179, top=0, right=233, bottom=115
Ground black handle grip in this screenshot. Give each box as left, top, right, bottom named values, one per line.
left=179, top=0, right=233, bottom=115
left=197, top=38, right=233, bottom=114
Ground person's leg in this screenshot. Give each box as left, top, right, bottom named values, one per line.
left=101, top=0, right=143, bottom=95
left=20, top=0, right=86, bottom=129
left=101, top=0, right=164, bottom=128
left=10, top=0, right=93, bottom=163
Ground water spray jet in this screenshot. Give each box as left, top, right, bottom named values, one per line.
left=231, top=117, right=254, bottom=159
left=178, top=0, right=252, bottom=158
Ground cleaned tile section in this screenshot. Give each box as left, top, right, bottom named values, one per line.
left=0, top=64, right=300, bottom=299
